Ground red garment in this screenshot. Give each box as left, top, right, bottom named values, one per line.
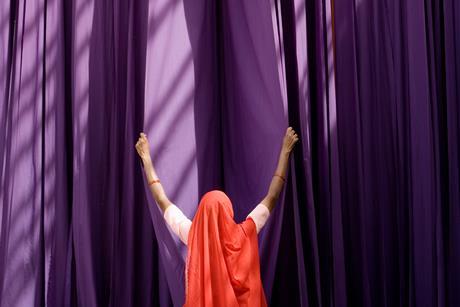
left=185, top=190, right=268, bottom=307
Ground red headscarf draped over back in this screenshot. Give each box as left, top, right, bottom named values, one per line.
left=185, top=190, right=267, bottom=307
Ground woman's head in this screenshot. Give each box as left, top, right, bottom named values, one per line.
left=186, top=189, right=266, bottom=306
left=198, top=190, right=234, bottom=220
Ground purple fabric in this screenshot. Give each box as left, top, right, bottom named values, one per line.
left=1, top=1, right=460, bottom=307
left=332, top=1, right=460, bottom=306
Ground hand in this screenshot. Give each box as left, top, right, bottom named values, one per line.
left=135, top=132, right=152, bottom=164
left=282, top=127, right=299, bottom=153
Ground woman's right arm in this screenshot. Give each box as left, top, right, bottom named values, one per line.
left=135, top=133, right=191, bottom=244
left=135, top=133, right=172, bottom=213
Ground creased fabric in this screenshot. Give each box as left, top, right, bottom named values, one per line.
left=185, top=190, right=267, bottom=307
left=0, top=0, right=459, bottom=307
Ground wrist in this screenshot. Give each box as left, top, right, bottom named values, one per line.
left=280, top=148, right=291, bottom=157
left=142, top=155, right=153, bottom=167
left=145, top=168, right=157, bottom=183
left=143, top=159, right=155, bottom=176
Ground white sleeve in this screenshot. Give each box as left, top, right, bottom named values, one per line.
left=163, top=204, right=192, bottom=245
left=247, top=204, right=270, bottom=234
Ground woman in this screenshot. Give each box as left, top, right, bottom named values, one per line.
left=135, top=127, right=299, bottom=306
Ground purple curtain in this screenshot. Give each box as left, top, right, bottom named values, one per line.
left=331, top=0, right=460, bottom=306
left=1, top=1, right=459, bottom=307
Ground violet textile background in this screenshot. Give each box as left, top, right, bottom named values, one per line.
left=1, top=0, right=459, bottom=307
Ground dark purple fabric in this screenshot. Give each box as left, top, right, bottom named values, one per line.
left=332, top=1, right=460, bottom=307
left=1, top=0, right=460, bottom=307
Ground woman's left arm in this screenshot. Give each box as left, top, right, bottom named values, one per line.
left=260, top=127, right=299, bottom=212
left=247, top=127, right=298, bottom=233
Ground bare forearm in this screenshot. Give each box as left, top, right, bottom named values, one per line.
left=142, top=157, right=172, bottom=213
left=135, top=132, right=172, bottom=213
left=262, top=150, right=290, bottom=211
left=261, top=127, right=298, bottom=212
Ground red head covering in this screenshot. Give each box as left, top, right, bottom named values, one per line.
left=184, top=190, right=267, bottom=307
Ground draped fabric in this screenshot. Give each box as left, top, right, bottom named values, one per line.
left=185, top=190, right=266, bottom=307
left=331, top=1, right=460, bottom=306
left=0, top=0, right=305, bottom=306
left=0, top=1, right=459, bottom=307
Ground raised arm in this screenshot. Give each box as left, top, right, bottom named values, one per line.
left=135, top=132, right=172, bottom=213
left=261, top=127, right=299, bottom=212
